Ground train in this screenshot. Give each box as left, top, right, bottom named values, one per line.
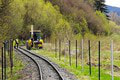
left=26, top=25, right=43, bottom=50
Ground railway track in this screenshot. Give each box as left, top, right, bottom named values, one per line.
left=15, top=47, right=64, bottom=80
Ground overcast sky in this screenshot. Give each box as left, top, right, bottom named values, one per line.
left=105, top=0, right=120, bottom=7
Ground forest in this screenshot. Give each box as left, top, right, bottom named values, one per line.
left=0, top=0, right=120, bottom=46
left=1, top=0, right=120, bottom=80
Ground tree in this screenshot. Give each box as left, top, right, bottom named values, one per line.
left=0, top=0, right=25, bottom=43
left=109, top=12, right=120, bottom=25
left=0, top=0, right=13, bottom=41
left=94, top=0, right=108, bottom=13
left=45, top=0, right=110, bottom=35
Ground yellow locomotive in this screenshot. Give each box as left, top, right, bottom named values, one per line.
left=26, top=30, right=43, bottom=50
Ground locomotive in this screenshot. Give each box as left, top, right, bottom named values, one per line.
left=26, top=25, right=43, bottom=50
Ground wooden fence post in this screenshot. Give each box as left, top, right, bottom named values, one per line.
left=10, top=40, right=13, bottom=75
left=69, top=40, right=71, bottom=66
left=3, top=41, right=6, bottom=80
left=82, top=39, right=84, bottom=71
left=111, top=40, right=114, bottom=80
left=8, top=41, right=10, bottom=56
left=76, top=40, right=78, bottom=68
left=88, top=40, right=91, bottom=76
left=55, top=39, right=57, bottom=58
left=11, top=40, right=13, bottom=74
left=98, top=41, right=101, bottom=80
left=59, top=39, right=61, bottom=61
left=1, top=47, right=4, bottom=80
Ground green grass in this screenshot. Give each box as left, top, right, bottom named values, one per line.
left=23, top=33, right=120, bottom=80
left=0, top=52, right=24, bottom=80
left=33, top=49, right=120, bottom=80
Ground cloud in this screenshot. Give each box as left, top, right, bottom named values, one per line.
left=105, top=0, right=120, bottom=7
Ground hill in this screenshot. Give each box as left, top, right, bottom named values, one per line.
left=107, top=5, right=120, bottom=16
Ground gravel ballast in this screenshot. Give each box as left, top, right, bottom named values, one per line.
left=15, top=49, right=77, bottom=80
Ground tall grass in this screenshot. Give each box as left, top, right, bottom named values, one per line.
left=33, top=33, right=120, bottom=80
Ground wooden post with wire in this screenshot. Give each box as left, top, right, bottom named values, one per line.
left=88, top=40, right=91, bottom=76
left=1, top=47, right=4, bottom=80
left=10, top=40, right=13, bottom=75
left=59, top=39, right=61, bottom=61
left=98, top=41, right=101, bottom=80
left=11, top=40, right=14, bottom=74
left=81, top=39, right=84, bottom=71
left=69, top=40, right=71, bottom=66
left=55, top=39, right=57, bottom=58
left=111, top=40, right=114, bottom=80
left=76, top=40, right=78, bottom=68
left=3, top=41, right=6, bottom=80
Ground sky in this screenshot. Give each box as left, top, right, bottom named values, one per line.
left=105, top=0, right=120, bottom=7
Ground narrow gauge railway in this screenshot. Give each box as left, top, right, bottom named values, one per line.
left=15, top=47, right=64, bottom=80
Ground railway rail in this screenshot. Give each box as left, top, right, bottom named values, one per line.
left=15, top=47, right=64, bottom=80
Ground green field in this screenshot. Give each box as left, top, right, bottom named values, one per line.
left=33, top=50, right=120, bottom=80
left=0, top=52, right=24, bottom=80
left=32, top=34, right=120, bottom=80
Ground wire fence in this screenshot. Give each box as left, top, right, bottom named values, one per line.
left=0, top=40, right=14, bottom=80
left=0, top=38, right=117, bottom=80
left=44, top=38, right=116, bottom=80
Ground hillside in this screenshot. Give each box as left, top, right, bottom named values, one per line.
left=107, top=5, right=120, bottom=16
left=0, top=0, right=120, bottom=80
left=0, top=0, right=111, bottom=43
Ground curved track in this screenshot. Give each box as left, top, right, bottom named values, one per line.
left=15, top=47, right=64, bottom=80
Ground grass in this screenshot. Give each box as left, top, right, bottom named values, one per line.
left=0, top=51, right=24, bottom=80
left=32, top=49, right=120, bottom=80
left=1, top=33, right=118, bottom=80
left=32, top=34, right=120, bottom=80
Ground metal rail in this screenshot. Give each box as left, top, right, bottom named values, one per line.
left=16, top=47, right=64, bottom=80
left=15, top=48, right=43, bottom=80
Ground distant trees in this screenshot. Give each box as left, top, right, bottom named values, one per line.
left=94, top=0, right=109, bottom=17
left=46, top=0, right=110, bottom=35
left=109, top=12, right=120, bottom=25
left=0, top=0, right=13, bottom=41
left=0, top=0, right=25, bottom=43
left=0, top=0, right=73, bottom=41
left=0, top=0, right=112, bottom=45
left=18, top=0, right=72, bottom=40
